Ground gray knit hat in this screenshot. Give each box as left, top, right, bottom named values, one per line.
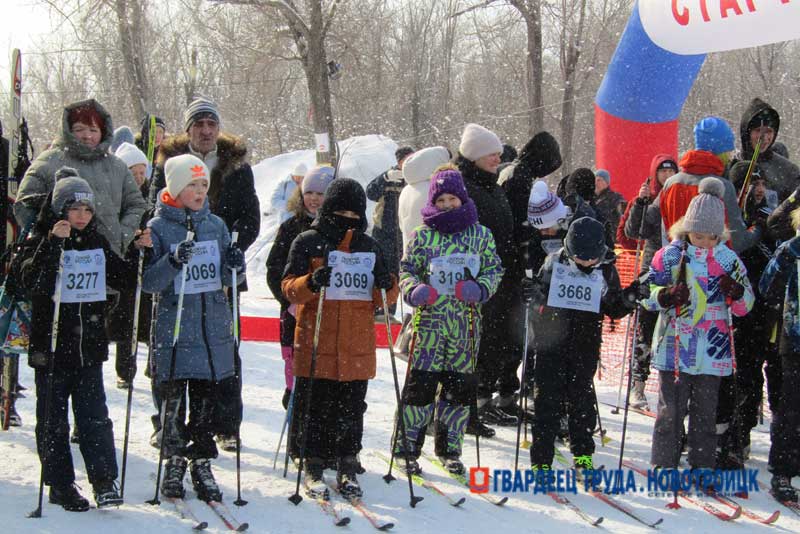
left=52, top=167, right=95, bottom=216
left=683, top=177, right=726, bottom=236
left=184, top=97, right=221, bottom=131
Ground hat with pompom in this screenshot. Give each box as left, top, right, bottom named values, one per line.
left=683, top=177, right=726, bottom=236
left=52, top=166, right=96, bottom=216
left=527, top=180, right=567, bottom=229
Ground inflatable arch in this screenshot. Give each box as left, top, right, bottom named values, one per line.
left=595, top=0, right=800, bottom=200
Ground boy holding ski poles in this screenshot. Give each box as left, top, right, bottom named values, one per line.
left=143, top=154, right=244, bottom=502
left=22, top=167, right=138, bottom=512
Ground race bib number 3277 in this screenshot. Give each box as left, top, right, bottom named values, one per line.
left=59, top=248, right=107, bottom=303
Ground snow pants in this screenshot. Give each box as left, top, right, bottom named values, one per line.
left=632, top=309, right=658, bottom=383
left=160, top=378, right=219, bottom=460
left=768, top=355, right=800, bottom=477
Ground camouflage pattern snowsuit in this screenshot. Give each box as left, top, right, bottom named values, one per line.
left=397, top=223, right=503, bottom=456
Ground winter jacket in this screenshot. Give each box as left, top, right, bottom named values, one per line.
left=21, top=202, right=137, bottom=370
left=619, top=154, right=673, bottom=256
left=399, top=223, right=503, bottom=371
left=643, top=240, right=754, bottom=376
left=734, top=98, right=800, bottom=203
left=267, top=212, right=314, bottom=309
left=281, top=217, right=399, bottom=382
left=143, top=194, right=240, bottom=383
left=270, top=175, right=299, bottom=223
left=15, top=99, right=147, bottom=254
left=367, top=168, right=404, bottom=271
left=759, top=242, right=800, bottom=355
left=398, top=174, right=429, bottom=253
left=594, top=188, right=625, bottom=244
left=457, top=155, right=519, bottom=283
left=153, top=132, right=261, bottom=256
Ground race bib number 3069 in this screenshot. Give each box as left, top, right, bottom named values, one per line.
left=59, top=248, right=107, bottom=303
left=546, top=262, right=603, bottom=313
left=173, top=240, right=222, bottom=295
left=325, top=251, right=375, bottom=301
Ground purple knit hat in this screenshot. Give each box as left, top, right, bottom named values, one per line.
left=427, top=169, right=469, bottom=206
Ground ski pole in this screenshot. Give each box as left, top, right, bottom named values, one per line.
left=288, top=281, right=326, bottom=506
left=382, top=288, right=423, bottom=508
left=617, top=301, right=642, bottom=470
left=275, top=377, right=295, bottom=473
left=592, top=379, right=610, bottom=447
left=229, top=231, right=248, bottom=507
left=28, top=239, right=66, bottom=519
left=120, top=247, right=145, bottom=499
left=468, top=305, right=481, bottom=468
left=513, top=301, right=531, bottom=472
left=148, top=214, right=194, bottom=506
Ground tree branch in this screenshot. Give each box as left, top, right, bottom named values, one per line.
left=207, top=0, right=309, bottom=35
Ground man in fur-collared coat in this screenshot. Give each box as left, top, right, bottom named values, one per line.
left=149, top=97, right=260, bottom=452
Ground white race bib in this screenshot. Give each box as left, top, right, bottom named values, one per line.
left=59, top=248, right=107, bottom=303
left=325, top=251, right=375, bottom=301
left=547, top=262, right=602, bottom=313
left=429, top=253, right=480, bottom=296
left=541, top=239, right=562, bottom=255
left=173, top=240, right=222, bottom=295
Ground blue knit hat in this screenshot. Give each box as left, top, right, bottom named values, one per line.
left=694, top=117, right=735, bottom=154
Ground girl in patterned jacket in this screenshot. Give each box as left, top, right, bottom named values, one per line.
left=397, top=166, right=503, bottom=475
left=644, top=177, right=754, bottom=475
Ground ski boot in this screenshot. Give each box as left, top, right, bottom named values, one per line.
left=771, top=474, right=798, bottom=503
left=438, top=453, right=466, bottom=476
left=93, top=479, right=123, bottom=508
left=574, top=455, right=597, bottom=483
left=49, top=483, right=90, bottom=512
left=479, top=403, right=517, bottom=427
left=161, top=456, right=188, bottom=498
left=631, top=381, right=650, bottom=410
left=337, top=456, right=364, bottom=500
left=304, top=457, right=329, bottom=499
left=190, top=458, right=222, bottom=502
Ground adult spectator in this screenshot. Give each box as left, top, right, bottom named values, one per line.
left=271, top=162, right=309, bottom=223
left=593, top=169, right=625, bottom=243
left=398, top=146, right=451, bottom=251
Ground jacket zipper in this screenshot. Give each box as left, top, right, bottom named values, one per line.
left=78, top=302, right=84, bottom=367
left=200, top=293, right=216, bottom=381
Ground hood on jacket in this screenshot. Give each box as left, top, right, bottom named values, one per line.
left=739, top=98, right=780, bottom=157
left=648, top=153, right=678, bottom=197
left=56, top=99, right=114, bottom=161
left=402, top=146, right=451, bottom=186
left=517, top=131, right=562, bottom=178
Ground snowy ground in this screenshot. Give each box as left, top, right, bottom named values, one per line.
left=0, top=338, right=795, bottom=533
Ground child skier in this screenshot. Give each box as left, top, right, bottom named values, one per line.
left=529, top=216, right=641, bottom=474
left=396, top=166, right=503, bottom=475
left=643, top=177, right=753, bottom=477
left=281, top=177, right=397, bottom=500
left=143, top=154, right=245, bottom=502
left=22, top=167, right=137, bottom=511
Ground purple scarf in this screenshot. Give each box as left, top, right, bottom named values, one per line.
left=421, top=199, right=478, bottom=234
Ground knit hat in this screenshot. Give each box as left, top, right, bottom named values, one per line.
left=52, top=167, right=95, bottom=215
left=395, top=146, right=415, bottom=164
left=519, top=131, right=562, bottom=177
left=564, top=217, right=607, bottom=261
left=68, top=104, right=105, bottom=131
left=402, top=146, right=450, bottom=183
left=694, top=116, right=735, bottom=154
left=319, top=177, right=367, bottom=221
left=115, top=142, right=148, bottom=169
left=184, top=97, right=221, bottom=131
left=458, top=123, right=503, bottom=161
left=528, top=180, right=568, bottom=229
left=683, top=177, right=726, bottom=236
left=292, top=162, right=308, bottom=177
left=140, top=115, right=166, bottom=132
left=566, top=168, right=597, bottom=202
left=302, top=166, right=335, bottom=194
left=595, top=169, right=611, bottom=185
left=165, top=154, right=210, bottom=198
left=656, top=159, right=677, bottom=171
left=110, top=126, right=135, bottom=153
left=427, top=169, right=469, bottom=205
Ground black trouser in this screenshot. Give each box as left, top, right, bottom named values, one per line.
left=529, top=334, right=599, bottom=466
left=35, top=364, right=117, bottom=487
left=160, top=378, right=219, bottom=460
left=632, top=309, right=658, bottom=383
left=476, top=279, right=525, bottom=401
left=291, top=377, right=367, bottom=461
left=768, top=355, right=800, bottom=477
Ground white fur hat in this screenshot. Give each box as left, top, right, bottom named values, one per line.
left=165, top=154, right=210, bottom=198
left=459, top=123, right=503, bottom=162
left=402, top=146, right=450, bottom=183
left=114, top=142, right=148, bottom=169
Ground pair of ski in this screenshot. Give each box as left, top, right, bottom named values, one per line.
left=623, top=460, right=779, bottom=525
left=304, top=478, right=394, bottom=530
left=164, top=496, right=248, bottom=531
left=552, top=448, right=662, bottom=528
left=756, top=478, right=800, bottom=519
left=600, top=400, right=656, bottom=419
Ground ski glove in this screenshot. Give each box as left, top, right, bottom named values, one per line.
left=171, top=240, right=195, bottom=267
left=225, top=245, right=245, bottom=272
left=374, top=272, right=394, bottom=290
left=622, top=280, right=647, bottom=309
left=719, top=275, right=745, bottom=301
left=455, top=280, right=483, bottom=303
left=308, top=265, right=333, bottom=292
left=521, top=277, right=545, bottom=304
left=409, top=284, right=438, bottom=306
left=656, top=282, right=690, bottom=309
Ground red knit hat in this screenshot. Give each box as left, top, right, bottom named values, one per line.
left=68, top=105, right=105, bottom=131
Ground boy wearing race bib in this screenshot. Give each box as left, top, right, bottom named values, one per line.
left=396, top=166, right=503, bottom=476
left=529, top=216, right=642, bottom=477
left=143, top=154, right=245, bottom=503
left=644, top=178, right=753, bottom=482
left=281, top=177, right=397, bottom=500
left=21, top=168, right=138, bottom=511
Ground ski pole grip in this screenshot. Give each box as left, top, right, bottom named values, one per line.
left=231, top=231, right=239, bottom=246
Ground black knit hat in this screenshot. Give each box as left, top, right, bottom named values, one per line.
left=564, top=216, right=607, bottom=261
left=519, top=131, right=562, bottom=178
left=320, top=177, right=367, bottom=220
left=395, top=146, right=414, bottom=164
left=140, top=115, right=166, bottom=131
left=566, top=168, right=596, bottom=202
